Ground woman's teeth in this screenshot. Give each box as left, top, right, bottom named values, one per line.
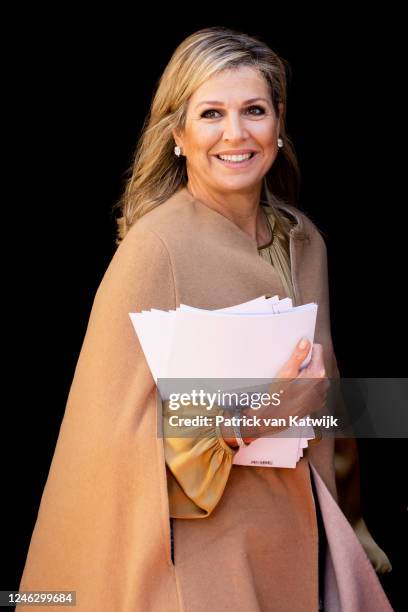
left=217, top=153, right=254, bottom=162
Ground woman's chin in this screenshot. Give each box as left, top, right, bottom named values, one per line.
left=212, top=176, right=261, bottom=192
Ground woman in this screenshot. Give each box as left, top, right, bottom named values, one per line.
left=18, top=27, right=392, bottom=611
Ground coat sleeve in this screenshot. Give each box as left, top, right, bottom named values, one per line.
left=17, top=224, right=182, bottom=610
left=300, top=221, right=340, bottom=501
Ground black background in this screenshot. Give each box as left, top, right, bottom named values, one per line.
left=3, top=8, right=406, bottom=611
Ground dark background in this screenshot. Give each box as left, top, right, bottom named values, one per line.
left=3, top=9, right=406, bottom=611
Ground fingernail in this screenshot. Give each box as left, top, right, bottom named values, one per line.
left=298, top=337, right=309, bottom=349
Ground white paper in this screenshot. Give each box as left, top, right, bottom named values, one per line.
left=129, top=295, right=318, bottom=468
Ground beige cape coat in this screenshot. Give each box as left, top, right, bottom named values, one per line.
left=17, top=186, right=392, bottom=611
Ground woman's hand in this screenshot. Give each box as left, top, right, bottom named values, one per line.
left=272, top=338, right=329, bottom=417
left=239, top=338, right=330, bottom=443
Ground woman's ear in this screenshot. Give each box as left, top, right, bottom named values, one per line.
left=172, top=128, right=181, bottom=147
left=278, top=102, right=284, bottom=122
left=277, top=103, right=284, bottom=138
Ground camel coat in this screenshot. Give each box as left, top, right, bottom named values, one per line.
left=17, top=186, right=392, bottom=611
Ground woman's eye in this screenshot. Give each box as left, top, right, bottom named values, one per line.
left=201, top=109, right=221, bottom=119
left=247, top=105, right=266, bottom=116
left=200, top=105, right=266, bottom=119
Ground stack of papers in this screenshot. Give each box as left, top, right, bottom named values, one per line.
left=129, top=295, right=318, bottom=468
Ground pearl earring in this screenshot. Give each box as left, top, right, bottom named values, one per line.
left=174, top=145, right=182, bottom=157
left=277, top=138, right=283, bottom=148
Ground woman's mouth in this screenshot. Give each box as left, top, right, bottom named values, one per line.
left=213, top=152, right=258, bottom=169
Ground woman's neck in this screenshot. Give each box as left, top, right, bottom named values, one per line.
left=186, top=181, right=271, bottom=246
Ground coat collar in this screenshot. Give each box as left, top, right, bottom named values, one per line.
left=175, top=186, right=309, bottom=307
left=263, top=200, right=311, bottom=243
left=177, top=185, right=310, bottom=246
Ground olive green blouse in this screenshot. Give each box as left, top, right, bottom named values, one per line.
left=164, top=207, right=294, bottom=519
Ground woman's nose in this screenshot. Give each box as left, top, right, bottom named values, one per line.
left=222, top=112, right=249, bottom=141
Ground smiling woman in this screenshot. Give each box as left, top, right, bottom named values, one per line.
left=17, top=26, right=392, bottom=612
left=173, top=67, right=282, bottom=198
left=112, top=28, right=301, bottom=240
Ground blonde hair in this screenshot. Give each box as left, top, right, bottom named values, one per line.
left=113, top=26, right=302, bottom=300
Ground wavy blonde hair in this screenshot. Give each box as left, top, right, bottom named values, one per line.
left=113, top=26, right=302, bottom=300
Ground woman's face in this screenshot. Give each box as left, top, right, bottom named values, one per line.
left=173, top=65, right=283, bottom=195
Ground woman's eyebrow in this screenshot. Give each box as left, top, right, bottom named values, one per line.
left=196, top=97, right=270, bottom=108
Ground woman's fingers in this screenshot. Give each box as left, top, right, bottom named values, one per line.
left=277, top=337, right=311, bottom=379
left=267, top=341, right=328, bottom=413
left=298, top=344, right=330, bottom=411
left=299, top=343, right=326, bottom=379
left=264, top=341, right=331, bottom=424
